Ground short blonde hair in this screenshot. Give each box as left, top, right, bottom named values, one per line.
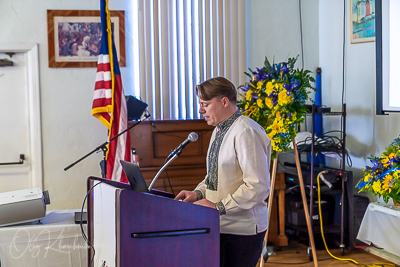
left=195, top=77, right=237, bottom=104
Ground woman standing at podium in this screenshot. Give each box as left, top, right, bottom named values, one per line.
left=175, top=77, right=271, bottom=267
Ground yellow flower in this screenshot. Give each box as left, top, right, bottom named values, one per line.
left=382, top=174, right=394, bottom=193
left=266, top=81, right=274, bottom=95
left=381, top=156, right=389, bottom=167
left=392, top=170, right=400, bottom=179
left=276, top=82, right=284, bottom=90
left=271, top=139, right=282, bottom=152
left=245, top=90, right=253, bottom=101
left=246, top=105, right=259, bottom=117
left=265, top=97, right=274, bottom=109
left=372, top=180, right=383, bottom=194
left=291, top=111, right=298, bottom=121
left=271, top=122, right=280, bottom=133
left=257, top=81, right=263, bottom=90
left=268, top=118, right=285, bottom=136
left=364, top=174, right=372, bottom=182
left=382, top=153, right=397, bottom=168
left=278, top=89, right=293, bottom=106
left=257, top=98, right=264, bottom=108
left=276, top=117, right=284, bottom=126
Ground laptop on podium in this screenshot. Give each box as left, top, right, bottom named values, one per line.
left=120, top=160, right=150, bottom=193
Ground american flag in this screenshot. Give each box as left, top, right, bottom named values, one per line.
left=92, top=0, right=130, bottom=183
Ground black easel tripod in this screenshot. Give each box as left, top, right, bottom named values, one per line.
left=64, top=113, right=151, bottom=177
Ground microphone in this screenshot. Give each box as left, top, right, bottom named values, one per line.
left=167, top=132, right=198, bottom=160
left=149, top=132, right=198, bottom=191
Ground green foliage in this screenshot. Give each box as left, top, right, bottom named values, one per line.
left=237, top=56, right=316, bottom=159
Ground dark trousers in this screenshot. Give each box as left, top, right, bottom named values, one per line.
left=220, top=230, right=266, bottom=267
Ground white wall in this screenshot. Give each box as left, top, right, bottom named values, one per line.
left=246, top=0, right=320, bottom=168
left=319, top=1, right=400, bottom=191
left=0, top=0, right=136, bottom=209
left=246, top=0, right=319, bottom=76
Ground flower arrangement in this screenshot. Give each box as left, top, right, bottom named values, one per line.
left=237, top=56, right=316, bottom=158
left=356, top=136, right=400, bottom=203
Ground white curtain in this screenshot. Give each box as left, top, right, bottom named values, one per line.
left=136, top=0, right=246, bottom=120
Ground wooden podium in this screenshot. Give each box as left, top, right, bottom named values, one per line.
left=87, top=177, right=220, bottom=267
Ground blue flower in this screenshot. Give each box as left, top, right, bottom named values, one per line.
left=283, top=79, right=301, bottom=92
left=370, top=158, right=383, bottom=172
left=387, top=157, right=397, bottom=167
left=268, top=91, right=279, bottom=106
left=281, top=64, right=288, bottom=73
left=252, top=67, right=267, bottom=81
left=240, top=84, right=249, bottom=92
left=279, top=64, right=288, bottom=78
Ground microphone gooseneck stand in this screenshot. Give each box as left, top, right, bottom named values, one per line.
left=64, top=114, right=151, bottom=177
left=148, top=154, right=179, bottom=191
left=149, top=132, right=198, bottom=191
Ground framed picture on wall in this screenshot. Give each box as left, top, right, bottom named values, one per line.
left=350, top=0, right=376, bottom=43
left=47, top=10, right=125, bottom=68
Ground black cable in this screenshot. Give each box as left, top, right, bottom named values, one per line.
left=152, top=151, right=176, bottom=196
left=150, top=151, right=176, bottom=196
left=298, top=0, right=304, bottom=69
left=164, top=167, right=175, bottom=197
left=296, top=136, right=342, bottom=153
left=295, top=132, right=353, bottom=167
left=80, top=181, right=103, bottom=267
left=323, top=130, right=343, bottom=135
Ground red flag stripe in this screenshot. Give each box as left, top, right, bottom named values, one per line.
left=92, top=1, right=131, bottom=182
left=106, top=75, right=130, bottom=183
left=92, top=55, right=113, bottom=127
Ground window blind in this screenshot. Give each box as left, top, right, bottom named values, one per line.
left=135, top=0, right=246, bottom=120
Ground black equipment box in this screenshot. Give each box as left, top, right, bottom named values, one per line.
left=283, top=162, right=353, bottom=187
left=286, top=196, right=333, bottom=227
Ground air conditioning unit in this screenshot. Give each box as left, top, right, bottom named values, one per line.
left=0, top=187, right=50, bottom=227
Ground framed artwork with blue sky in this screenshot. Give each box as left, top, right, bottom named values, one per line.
left=350, top=0, right=376, bottom=43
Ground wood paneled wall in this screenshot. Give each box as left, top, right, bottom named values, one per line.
left=129, top=119, right=214, bottom=194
